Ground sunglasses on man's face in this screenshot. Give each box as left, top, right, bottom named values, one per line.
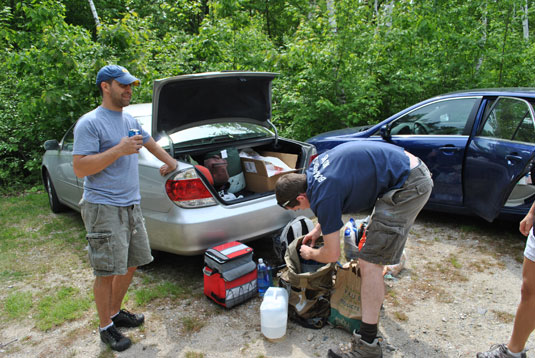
left=278, top=194, right=299, bottom=209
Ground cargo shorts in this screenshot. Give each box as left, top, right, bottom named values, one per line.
left=359, top=161, right=433, bottom=266
left=80, top=200, right=153, bottom=277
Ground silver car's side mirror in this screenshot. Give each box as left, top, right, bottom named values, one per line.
left=44, top=139, right=60, bottom=150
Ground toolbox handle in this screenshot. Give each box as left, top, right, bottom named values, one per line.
left=203, top=266, right=217, bottom=276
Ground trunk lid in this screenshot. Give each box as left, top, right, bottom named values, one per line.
left=152, top=72, right=277, bottom=136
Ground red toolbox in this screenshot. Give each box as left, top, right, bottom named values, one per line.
left=203, top=241, right=257, bottom=308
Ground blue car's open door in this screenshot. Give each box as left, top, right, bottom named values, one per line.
left=464, top=97, right=535, bottom=222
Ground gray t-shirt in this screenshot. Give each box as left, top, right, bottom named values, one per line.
left=73, top=106, right=150, bottom=206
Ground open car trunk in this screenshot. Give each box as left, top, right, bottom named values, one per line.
left=175, top=137, right=311, bottom=204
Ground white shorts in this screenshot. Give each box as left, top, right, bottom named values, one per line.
left=524, top=229, right=535, bottom=262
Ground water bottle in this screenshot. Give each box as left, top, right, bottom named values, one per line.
left=344, top=223, right=359, bottom=260
left=260, top=287, right=289, bottom=340
left=257, top=258, right=270, bottom=297
left=266, top=263, right=274, bottom=287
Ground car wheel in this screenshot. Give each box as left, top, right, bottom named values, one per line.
left=45, top=172, right=66, bottom=213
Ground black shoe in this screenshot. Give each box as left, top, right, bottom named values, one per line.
left=100, top=325, right=132, bottom=352
left=112, top=309, right=145, bottom=328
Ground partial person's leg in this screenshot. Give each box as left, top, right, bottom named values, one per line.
left=94, top=275, right=115, bottom=327
left=359, top=258, right=385, bottom=325
left=110, top=266, right=137, bottom=314
left=508, top=257, right=535, bottom=353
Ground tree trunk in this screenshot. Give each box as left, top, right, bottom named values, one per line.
left=498, top=5, right=513, bottom=84
left=522, top=0, right=529, bottom=41
left=476, top=1, right=488, bottom=73
left=87, top=0, right=100, bottom=28
left=326, top=0, right=337, bottom=32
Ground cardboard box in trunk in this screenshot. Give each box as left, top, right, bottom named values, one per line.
left=240, top=151, right=299, bottom=193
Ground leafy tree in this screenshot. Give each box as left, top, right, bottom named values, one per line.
left=2, top=0, right=535, bottom=188
left=0, top=1, right=97, bottom=188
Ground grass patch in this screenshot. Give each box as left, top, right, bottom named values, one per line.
left=449, top=254, right=462, bottom=269
left=0, top=269, right=27, bottom=280
left=0, top=192, right=87, bottom=287
left=35, top=286, right=91, bottom=331
left=492, top=309, right=515, bottom=324
left=393, top=311, right=408, bottom=321
left=185, top=352, right=205, bottom=358
left=134, top=280, right=189, bottom=306
left=182, top=316, right=205, bottom=333
left=4, top=291, right=33, bottom=319
left=97, top=350, right=115, bottom=358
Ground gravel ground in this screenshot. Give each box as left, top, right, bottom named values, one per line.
left=1, top=210, right=533, bottom=358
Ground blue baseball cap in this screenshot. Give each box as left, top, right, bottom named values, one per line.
left=96, top=65, right=140, bottom=87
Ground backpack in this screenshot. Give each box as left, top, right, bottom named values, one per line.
left=204, top=155, right=230, bottom=188
left=279, top=236, right=335, bottom=329
left=273, top=216, right=315, bottom=263
left=204, top=148, right=246, bottom=193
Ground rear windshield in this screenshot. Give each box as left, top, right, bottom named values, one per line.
left=155, top=122, right=273, bottom=149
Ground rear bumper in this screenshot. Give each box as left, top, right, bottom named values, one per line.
left=143, top=196, right=313, bottom=255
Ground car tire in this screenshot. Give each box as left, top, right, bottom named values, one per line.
left=44, top=171, right=66, bottom=213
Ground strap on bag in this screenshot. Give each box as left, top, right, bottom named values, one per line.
left=210, top=292, right=226, bottom=304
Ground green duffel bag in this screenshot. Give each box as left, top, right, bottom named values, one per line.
left=279, top=236, right=335, bottom=329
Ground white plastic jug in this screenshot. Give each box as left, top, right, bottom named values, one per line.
left=260, top=287, right=289, bottom=340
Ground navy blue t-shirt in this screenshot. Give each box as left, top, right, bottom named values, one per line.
left=306, top=141, right=410, bottom=235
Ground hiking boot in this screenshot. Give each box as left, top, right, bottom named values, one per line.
left=112, top=309, right=145, bottom=328
left=476, top=344, right=526, bottom=358
left=99, top=325, right=132, bottom=352
left=327, top=332, right=383, bottom=358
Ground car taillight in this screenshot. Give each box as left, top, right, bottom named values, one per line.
left=165, top=168, right=216, bottom=208
left=309, top=152, right=318, bottom=165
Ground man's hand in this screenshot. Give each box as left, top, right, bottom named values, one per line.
left=159, top=161, right=178, bottom=176
left=299, top=244, right=314, bottom=260
left=301, top=223, right=322, bottom=247
left=118, top=134, right=143, bottom=155
left=299, top=230, right=340, bottom=263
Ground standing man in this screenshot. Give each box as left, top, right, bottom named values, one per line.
left=73, top=65, right=177, bottom=352
left=275, top=141, right=433, bottom=358
left=476, top=201, right=535, bottom=358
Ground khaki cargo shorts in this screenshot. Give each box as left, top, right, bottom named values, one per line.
left=359, top=161, right=433, bottom=266
left=80, top=200, right=153, bottom=277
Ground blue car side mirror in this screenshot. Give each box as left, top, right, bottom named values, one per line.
left=380, top=125, right=391, bottom=141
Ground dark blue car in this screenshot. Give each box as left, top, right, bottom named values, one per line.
left=307, top=89, right=535, bottom=222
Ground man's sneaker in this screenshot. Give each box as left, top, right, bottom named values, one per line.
left=112, top=309, right=145, bottom=328
left=477, top=344, right=526, bottom=358
left=99, top=325, right=132, bottom=352
left=327, top=332, right=383, bottom=358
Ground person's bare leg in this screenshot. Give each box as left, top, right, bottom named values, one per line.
left=508, top=258, right=535, bottom=353
left=359, top=259, right=385, bottom=325
left=94, top=275, right=115, bottom=327
left=110, top=266, right=137, bottom=315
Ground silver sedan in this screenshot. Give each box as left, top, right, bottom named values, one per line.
left=41, top=72, right=315, bottom=255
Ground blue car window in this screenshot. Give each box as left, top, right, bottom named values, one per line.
left=480, top=97, right=535, bottom=143
left=389, top=98, right=478, bottom=135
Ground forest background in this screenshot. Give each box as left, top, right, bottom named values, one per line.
left=1, top=0, right=535, bottom=190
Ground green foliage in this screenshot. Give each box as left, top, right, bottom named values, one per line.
left=2, top=0, right=535, bottom=183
